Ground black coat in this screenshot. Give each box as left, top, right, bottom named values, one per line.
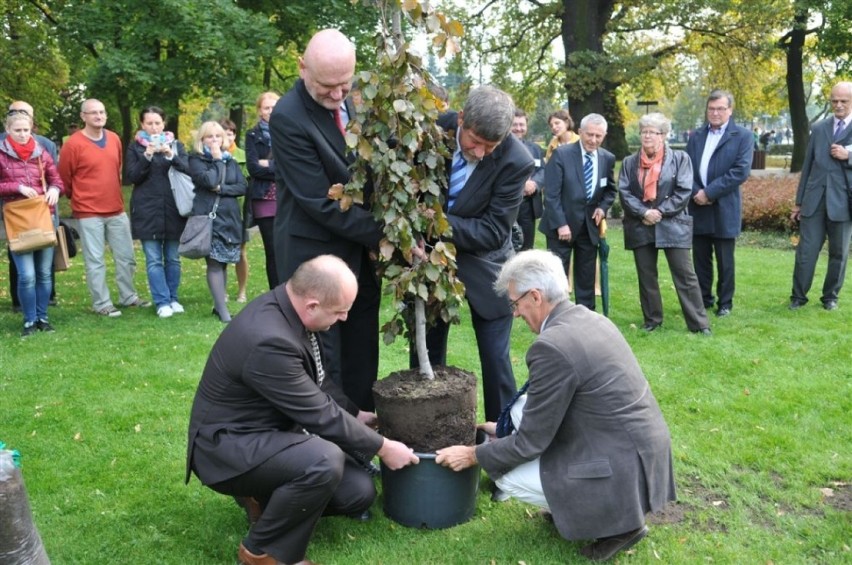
left=187, top=153, right=247, bottom=245
left=127, top=140, right=190, bottom=240
left=245, top=123, right=276, bottom=201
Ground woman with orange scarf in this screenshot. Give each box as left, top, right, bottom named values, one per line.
left=617, top=113, right=710, bottom=335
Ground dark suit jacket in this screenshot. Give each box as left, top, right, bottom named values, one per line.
left=686, top=122, right=753, bottom=238
left=270, top=80, right=383, bottom=282
left=186, top=286, right=384, bottom=486
left=439, top=112, right=535, bottom=320
left=476, top=301, right=676, bottom=540
left=519, top=138, right=544, bottom=218
left=795, top=116, right=852, bottom=222
left=538, top=141, right=616, bottom=244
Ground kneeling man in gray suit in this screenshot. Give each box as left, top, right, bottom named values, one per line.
left=437, top=250, right=676, bottom=562
left=186, top=255, right=418, bottom=565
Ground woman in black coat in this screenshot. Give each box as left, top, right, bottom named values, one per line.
left=188, top=121, right=247, bottom=323
left=617, top=112, right=710, bottom=335
left=127, top=106, right=190, bottom=319
left=244, top=91, right=280, bottom=289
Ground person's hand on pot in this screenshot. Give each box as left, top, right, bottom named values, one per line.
left=435, top=445, right=477, bottom=471
left=378, top=438, right=419, bottom=470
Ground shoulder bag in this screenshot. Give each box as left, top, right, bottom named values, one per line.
left=178, top=195, right=220, bottom=259
left=168, top=155, right=195, bottom=217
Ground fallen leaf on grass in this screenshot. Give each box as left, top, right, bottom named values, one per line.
left=743, top=387, right=750, bottom=396
left=73, top=432, right=82, bottom=441
left=819, top=488, right=834, bottom=497
left=134, top=424, right=142, bottom=433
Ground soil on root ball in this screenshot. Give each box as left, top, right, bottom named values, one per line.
left=373, top=366, right=478, bottom=453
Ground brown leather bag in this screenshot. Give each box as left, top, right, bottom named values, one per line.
left=3, top=197, right=56, bottom=253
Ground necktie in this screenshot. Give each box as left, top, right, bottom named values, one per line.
left=495, top=381, right=530, bottom=438
left=583, top=152, right=594, bottom=200
left=308, top=332, right=325, bottom=386
left=333, top=107, right=346, bottom=136
left=835, top=119, right=847, bottom=141
left=448, top=153, right=467, bottom=209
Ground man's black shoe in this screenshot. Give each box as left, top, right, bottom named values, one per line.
left=348, top=510, right=372, bottom=522
left=715, top=307, right=731, bottom=317
left=641, top=322, right=661, bottom=332
left=823, top=300, right=838, bottom=311
left=788, top=300, right=805, bottom=310
left=579, top=525, right=648, bottom=561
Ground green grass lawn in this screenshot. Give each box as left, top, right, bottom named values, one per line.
left=1, top=226, right=849, bottom=564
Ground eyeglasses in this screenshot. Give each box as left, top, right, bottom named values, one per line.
left=509, top=289, right=532, bottom=312
left=707, top=106, right=730, bottom=113
left=82, top=110, right=106, bottom=115
left=640, top=130, right=662, bottom=137
left=6, top=109, right=30, bottom=117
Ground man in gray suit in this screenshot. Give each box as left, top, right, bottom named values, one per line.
left=186, top=255, right=418, bottom=565
left=437, top=249, right=676, bottom=562
left=790, top=81, right=852, bottom=311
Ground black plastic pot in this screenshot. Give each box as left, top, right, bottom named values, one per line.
left=380, top=451, right=481, bottom=529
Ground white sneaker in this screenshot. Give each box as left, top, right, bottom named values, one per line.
left=169, top=301, right=185, bottom=314
left=157, top=305, right=174, bottom=318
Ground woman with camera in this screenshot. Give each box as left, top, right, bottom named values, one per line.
left=126, top=106, right=191, bottom=319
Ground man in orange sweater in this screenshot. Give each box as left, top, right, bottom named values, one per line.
left=59, top=99, right=149, bottom=317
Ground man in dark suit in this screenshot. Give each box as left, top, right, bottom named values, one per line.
left=790, top=81, right=852, bottom=311
left=511, top=109, right=544, bottom=250
left=539, top=113, right=616, bottom=311
left=686, top=89, right=753, bottom=317
left=437, top=250, right=676, bottom=562
left=419, top=86, right=534, bottom=422
left=186, top=255, right=418, bottom=565
left=270, top=29, right=384, bottom=410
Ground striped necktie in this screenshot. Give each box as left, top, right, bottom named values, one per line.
left=448, top=153, right=467, bottom=209
left=308, top=332, right=325, bottom=386
left=583, top=152, right=594, bottom=200
left=835, top=119, right=847, bottom=141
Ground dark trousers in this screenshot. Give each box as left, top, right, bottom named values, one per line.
left=254, top=216, right=279, bottom=290
left=633, top=244, right=709, bottom=331
left=319, top=252, right=380, bottom=411
left=546, top=227, right=597, bottom=311
left=410, top=306, right=516, bottom=422
left=693, top=235, right=736, bottom=310
left=516, top=199, right=537, bottom=251
left=791, top=196, right=852, bottom=304
left=9, top=249, right=56, bottom=307
left=209, top=436, right=374, bottom=564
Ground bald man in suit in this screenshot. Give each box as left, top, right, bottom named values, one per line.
left=270, top=29, right=384, bottom=411
left=790, top=81, right=852, bottom=311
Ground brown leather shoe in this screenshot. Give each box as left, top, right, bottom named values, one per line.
left=579, top=525, right=648, bottom=561
left=234, top=496, right=263, bottom=525
left=238, top=542, right=317, bottom=565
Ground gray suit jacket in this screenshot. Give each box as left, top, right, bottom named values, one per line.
left=796, top=116, right=852, bottom=222
left=186, top=286, right=383, bottom=485
left=476, top=301, right=676, bottom=540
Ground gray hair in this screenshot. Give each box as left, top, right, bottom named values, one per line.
left=494, top=250, right=570, bottom=304
left=580, top=113, right=607, bottom=131
left=707, top=89, right=734, bottom=109
left=461, top=85, right=515, bottom=142
left=638, top=112, right=672, bottom=136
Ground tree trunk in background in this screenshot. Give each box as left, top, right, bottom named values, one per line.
left=561, top=0, right=628, bottom=158
left=783, top=8, right=808, bottom=173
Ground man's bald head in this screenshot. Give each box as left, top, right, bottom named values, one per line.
left=287, top=254, right=358, bottom=332
left=831, top=81, right=852, bottom=121
left=9, top=101, right=34, bottom=118
left=299, top=29, right=356, bottom=111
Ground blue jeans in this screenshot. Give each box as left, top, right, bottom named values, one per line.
left=11, top=246, right=54, bottom=325
left=141, top=239, right=181, bottom=307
